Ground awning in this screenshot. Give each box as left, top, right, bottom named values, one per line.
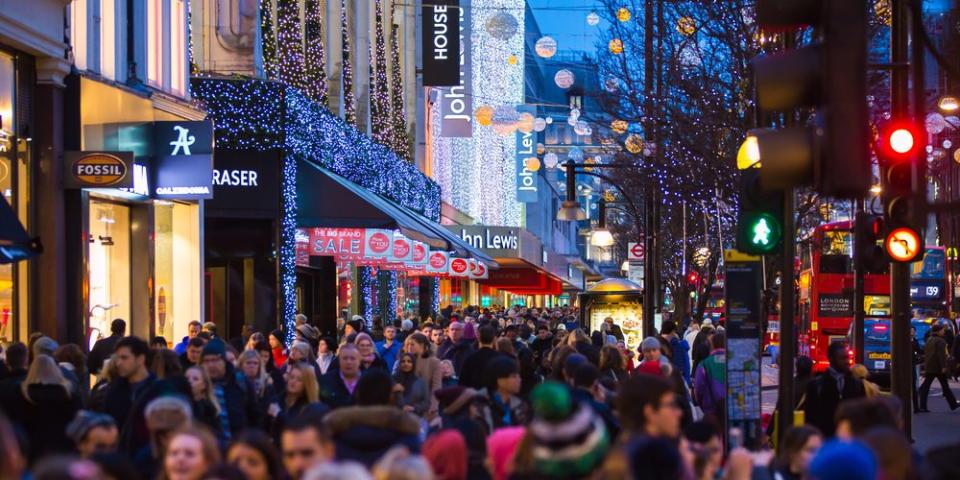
left=478, top=263, right=563, bottom=295
left=0, top=199, right=41, bottom=263
left=297, top=161, right=498, bottom=267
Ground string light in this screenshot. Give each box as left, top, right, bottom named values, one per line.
left=341, top=0, right=356, bottom=125
left=360, top=266, right=375, bottom=321
left=371, top=0, right=392, bottom=146
left=276, top=0, right=307, bottom=91
left=304, top=0, right=328, bottom=104
left=260, top=0, right=278, bottom=79
left=281, top=144, right=297, bottom=345
left=390, top=6, right=412, bottom=160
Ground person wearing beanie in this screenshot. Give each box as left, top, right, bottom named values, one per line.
left=67, top=410, right=118, bottom=458
left=511, top=382, right=609, bottom=479
left=201, top=338, right=260, bottom=442
left=487, top=426, right=525, bottom=480
left=807, top=440, right=878, bottom=480
left=423, top=429, right=468, bottom=480
left=482, top=356, right=529, bottom=429
left=346, top=316, right=366, bottom=338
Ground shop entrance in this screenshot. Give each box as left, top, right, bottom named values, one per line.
left=205, top=218, right=278, bottom=341
left=87, top=199, right=131, bottom=344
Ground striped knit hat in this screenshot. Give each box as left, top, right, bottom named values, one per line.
left=527, top=382, right=609, bottom=477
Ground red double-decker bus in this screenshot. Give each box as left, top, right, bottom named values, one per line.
left=797, top=221, right=890, bottom=372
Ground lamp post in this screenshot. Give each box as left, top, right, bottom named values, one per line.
left=558, top=160, right=656, bottom=337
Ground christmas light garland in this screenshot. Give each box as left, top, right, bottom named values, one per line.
left=276, top=0, right=307, bottom=91
left=370, top=0, right=392, bottom=146
left=341, top=0, right=356, bottom=125
left=260, top=0, right=278, bottom=79
left=304, top=0, right=328, bottom=105
left=389, top=10, right=411, bottom=160
left=360, top=266, right=375, bottom=321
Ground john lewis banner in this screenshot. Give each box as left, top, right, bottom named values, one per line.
left=438, top=0, right=472, bottom=137
left=515, top=104, right=538, bottom=202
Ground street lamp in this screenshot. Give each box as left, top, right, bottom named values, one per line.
left=557, top=161, right=587, bottom=221
left=938, top=95, right=960, bottom=113
left=591, top=198, right=614, bottom=247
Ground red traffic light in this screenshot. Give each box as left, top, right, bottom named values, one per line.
left=884, top=227, right=922, bottom=262
left=687, top=271, right=700, bottom=285
left=877, top=122, right=921, bottom=163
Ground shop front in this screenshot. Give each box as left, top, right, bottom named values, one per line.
left=447, top=225, right=581, bottom=309
left=65, top=77, right=209, bottom=346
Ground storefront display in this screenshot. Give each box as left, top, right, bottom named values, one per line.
left=579, top=278, right=644, bottom=351
left=87, top=199, right=131, bottom=341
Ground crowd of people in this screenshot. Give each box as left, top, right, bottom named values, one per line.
left=0, top=306, right=958, bottom=479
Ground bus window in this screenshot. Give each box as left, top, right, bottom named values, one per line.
left=912, top=249, right=945, bottom=280
left=820, top=230, right=852, bottom=274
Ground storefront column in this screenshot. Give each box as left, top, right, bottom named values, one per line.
left=418, top=277, right=434, bottom=320
left=32, top=59, right=72, bottom=342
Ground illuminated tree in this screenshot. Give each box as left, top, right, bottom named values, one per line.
left=304, top=0, right=328, bottom=104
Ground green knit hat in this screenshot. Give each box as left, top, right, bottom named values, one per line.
left=528, top=382, right=610, bottom=477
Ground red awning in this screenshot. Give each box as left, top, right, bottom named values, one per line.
left=479, top=266, right=563, bottom=295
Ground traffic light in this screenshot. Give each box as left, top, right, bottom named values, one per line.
left=751, top=0, right=870, bottom=198
left=876, top=122, right=923, bottom=263
left=737, top=167, right=783, bottom=255
left=687, top=270, right=700, bottom=286
left=854, top=212, right=887, bottom=273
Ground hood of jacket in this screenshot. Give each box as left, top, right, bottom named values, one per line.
left=324, top=405, right=420, bottom=436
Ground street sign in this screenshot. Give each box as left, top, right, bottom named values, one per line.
left=723, top=249, right=763, bottom=450
left=627, top=260, right=644, bottom=287
left=628, top=242, right=645, bottom=260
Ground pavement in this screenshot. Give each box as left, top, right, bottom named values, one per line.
left=758, top=356, right=960, bottom=454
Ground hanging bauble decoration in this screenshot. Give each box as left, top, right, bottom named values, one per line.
left=608, top=39, right=624, bottom=54
left=533, top=117, right=547, bottom=132
left=523, top=157, right=542, bottom=172
left=545, top=117, right=554, bottom=125
left=568, top=147, right=584, bottom=162
left=570, top=108, right=581, bottom=119
left=507, top=54, right=519, bottom=65
left=535, top=36, right=558, bottom=58
left=567, top=116, right=577, bottom=126
left=517, top=112, right=535, bottom=133
left=926, top=112, right=947, bottom=134
left=536, top=143, right=545, bottom=155
left=611, top=120, right=628, bottom=134
left=676, top=17, right=697, bottom=36
left=544, top=152, right=559, bottom=169
left=554, top=69, right=575, bottom=89
left=625, top=134, right=644, bottom=154
left=486, top=12, right=519, bottom=40
left=617, top=7, right=631, bottom=22
left=604, top=76, right=619, bottom=92
left=587, top=11, right=600, bottom=26
left=574, top=121, right=590, bottom=136
left=491, top=105, right=520, bottom=136
left=475, top=105, right=494, bottom=126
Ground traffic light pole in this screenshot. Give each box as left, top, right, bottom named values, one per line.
left=889, top=0, right=913, bottom=437
left=854, top=202, right=866, bottom=365
left=777, top=188, right=796, bottom=443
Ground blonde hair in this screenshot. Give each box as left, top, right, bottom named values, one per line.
left=238, top=349, right=270, bottom=397
left=22, top=355, right=72, bottom=402
left=567, top=328, right=590, bottom=347
left=186, top=366, right=221, bottom=415
left=290, top=340, right=316, bottom=363
left=285, top=361, right=320, bottom=407
left=162, top=426, right=221, bottom=480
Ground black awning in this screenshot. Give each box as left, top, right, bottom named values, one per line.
left=0, top=198, right=41, bottom=263
left=297, top=161, right=497, bottom=267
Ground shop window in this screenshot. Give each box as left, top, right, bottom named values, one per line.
left=88, top=199, right=132, bottom=343
left=147, top=0, right=163, bottom=87
left=0, top=52, right=19, bottom=342
left=100, top=0, right=117, bottom=79
left=70, top=0, right=89, bottom=71
left=154, top=202, right=201, bottom=343
left=147, top=0, right=188, bottom=97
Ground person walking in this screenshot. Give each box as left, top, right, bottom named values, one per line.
left=375, top=325, right=402, bottom=372
left=88, top=319, right=126, bottom=375
left=392, top=352, right=430, bottom=417
left=201, top=339, right=261, bottom=441
left=919, top=323, right=959, bottom=412
left=459, top=325, right=502, bottom=390
left=12, top=355, right=82, bottom=463
left=693, top=331, right=726, bottom=429
left=174, top=321, right=203, bottom=355
left=802, top=342, right=866, bottom=436
left=404, top=332, right=442, bottom=414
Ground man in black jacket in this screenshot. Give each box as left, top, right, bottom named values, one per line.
left=919, top=323, right=959, bottom=412
left=88, top=319, right=126, bottom=375
left=803, top=341, right=866, bottom=436
left=319, top=344, right=362, bottom=408
left=201, top=339, right=261, bottom=442
left=100, top=336, right=175, bottom=455
left=459, top=325, right=502, bottom=389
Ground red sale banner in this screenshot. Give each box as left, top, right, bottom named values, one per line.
left=448, top=257, right=470, bottom=277
left=426, top=251, right=450, bottom=273
left=366, top=229, right=392, bottom=257
left=389, top=234, right=413, bottom=262
left=308, top=228, right=366, bottom=257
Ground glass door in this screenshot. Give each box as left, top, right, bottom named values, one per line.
left=88, top=199, right=131, bottom=344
